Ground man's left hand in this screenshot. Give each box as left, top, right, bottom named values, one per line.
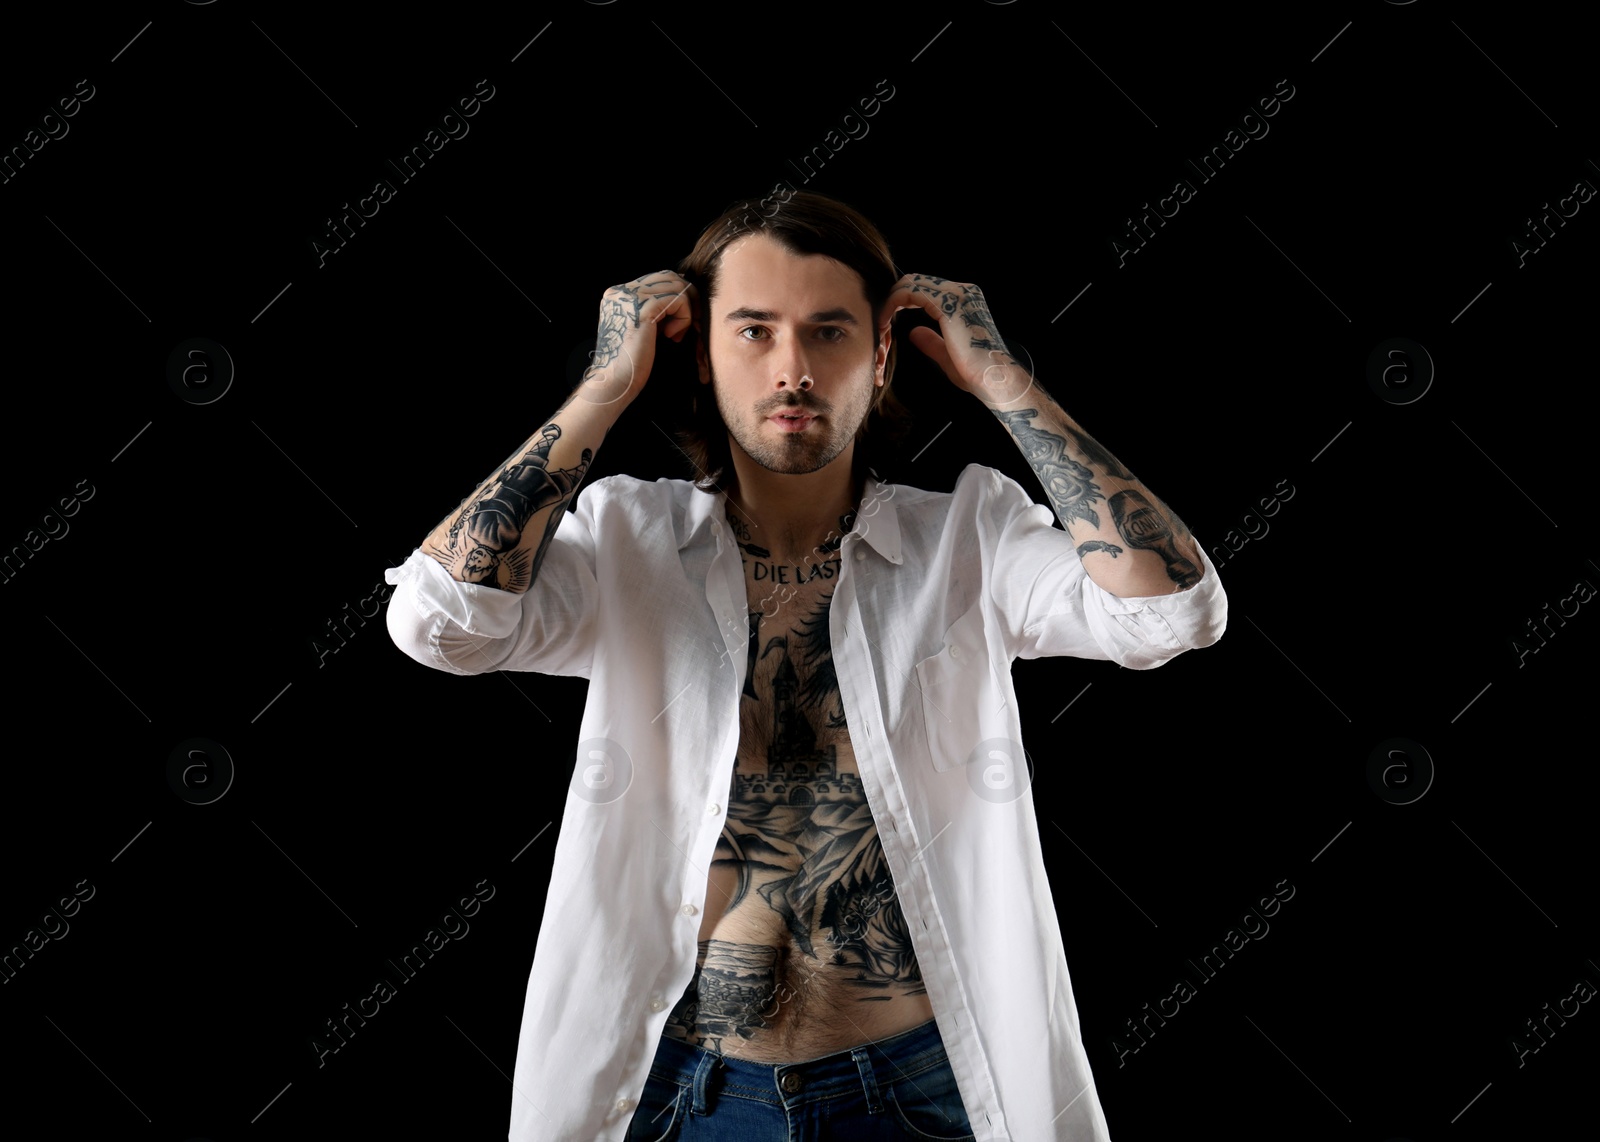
left=880, top=274, right=1034, bottom=406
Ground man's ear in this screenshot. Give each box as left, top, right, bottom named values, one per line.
left=874, top=316, right=893, bottom=383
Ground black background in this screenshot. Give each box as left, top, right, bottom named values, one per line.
left=2, top=3, right=1593, bottom=1140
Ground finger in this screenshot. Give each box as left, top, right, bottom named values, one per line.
left=650, top=280, right=697, bottom=327
left=908, top=326, right=962, bottom=383
left=880, top=277, right=962, bottom=334
left=877, top=278, right=923, bottom=328
left=657, top=283, right=700, bottom=342
left=879, top=292, right=933, bottom=338
left=876, top=302, right=899, bottom=337
left=636, top=270, right=683, bottom=290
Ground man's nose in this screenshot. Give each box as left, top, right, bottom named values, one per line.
left=773, top=343, right=815, bottom=391
left=773, top=370, right=812, bottom=392
left=764, top=329, right=819, bottom=391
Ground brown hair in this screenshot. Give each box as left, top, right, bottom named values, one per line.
left=672, top=190, right=914, bottom=493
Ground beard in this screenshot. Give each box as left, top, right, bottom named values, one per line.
left=708, top=357, right=876, bottom=476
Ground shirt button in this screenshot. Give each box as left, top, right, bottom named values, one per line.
left=949, top=643, right=961, bottom=660
left=855, top=549, right=866, bottom=561
left=681, top=903, right=698, bottom=916
left=707, top=803, right=720, bottom=815
left=649, top=996, right=665, bottom=1012
left=780, top=1072, right=803, bottom=1093
left=616, top=1097, right=634, bottom=1113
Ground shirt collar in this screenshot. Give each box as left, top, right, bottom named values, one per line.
left=678, top=475, right=903, bottom=565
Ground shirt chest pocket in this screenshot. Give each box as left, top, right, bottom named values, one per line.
left=913, top=605, right=1015, bottom=774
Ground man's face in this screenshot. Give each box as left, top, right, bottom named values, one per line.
left=698, top=232, right=889, bottom=477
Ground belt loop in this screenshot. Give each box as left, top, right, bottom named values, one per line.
left=851, top=1046, right=884, bottom=1114
left=691, top=1049, right=718, bottom=1116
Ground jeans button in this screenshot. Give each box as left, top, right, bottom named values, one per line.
left=780, top=1071, right=803, bottom=1093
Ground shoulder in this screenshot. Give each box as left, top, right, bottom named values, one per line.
left=861, top=465, right=1034, bottom=571
left=576, top=472, right=691, bottom=503
left=570, top=473, right=715, bottom=548
left=888, top=465, right=1060, bottom=582
left=884, top=463, right=1022, bottom=520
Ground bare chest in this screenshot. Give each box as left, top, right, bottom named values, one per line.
left=734, top=566, right=851, bottom=776
left=659, top=549, right=932, bottom=1061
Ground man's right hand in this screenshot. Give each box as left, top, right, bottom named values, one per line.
left=417, top=271, right=696, bottom=591
left=577, top=270, right=698, bottom=407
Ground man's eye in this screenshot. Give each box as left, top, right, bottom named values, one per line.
left=738, top=327, right=848, bottom=342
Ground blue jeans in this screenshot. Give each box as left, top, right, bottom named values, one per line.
left=626, top=1017, right=977, bottom=1141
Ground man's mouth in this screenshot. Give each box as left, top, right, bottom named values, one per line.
left=769, top=411, right=816, bottom=431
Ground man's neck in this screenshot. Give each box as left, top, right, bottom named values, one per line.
left=723, top=460, right=863, bottom=565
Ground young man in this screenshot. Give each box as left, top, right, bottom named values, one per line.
left=384, top=192, right=1226, bottom=1140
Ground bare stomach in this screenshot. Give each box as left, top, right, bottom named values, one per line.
left=661, top=813, right=935, bottom=1062
left=676, top=565, right=932, bottom=1062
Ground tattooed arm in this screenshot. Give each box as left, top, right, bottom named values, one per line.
left=419, top=270, right=697, bottom=592
left=985, top=394, right=1201, bottom=595
left=882, top=274, right=1202, bottom=597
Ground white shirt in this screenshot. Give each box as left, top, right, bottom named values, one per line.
left=384, top=462, right=1227, bottom=1141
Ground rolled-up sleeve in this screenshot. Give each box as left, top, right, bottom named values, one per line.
left=383, top=482, right=603, bottom=679
left=984, top=467, right=1227, bottom=667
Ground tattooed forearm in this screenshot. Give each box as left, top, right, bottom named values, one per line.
left=991, top=391, right=1203, bottom=595
left=424, top=423, right=593, bottom=590
left=1066, top=427, right=1135, bottom=481
left=991, top=407, right=1104, bottom=529
left=1109, top=490, right=1201, bottom=588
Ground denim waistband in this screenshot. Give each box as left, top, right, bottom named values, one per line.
left=645, top=1018, right=952, bottom=1115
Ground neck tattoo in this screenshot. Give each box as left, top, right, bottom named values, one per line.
left=725, top=504, right=858, bottom=584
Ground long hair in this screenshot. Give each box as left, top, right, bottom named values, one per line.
left=672, top=191, right=914, bottom=493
